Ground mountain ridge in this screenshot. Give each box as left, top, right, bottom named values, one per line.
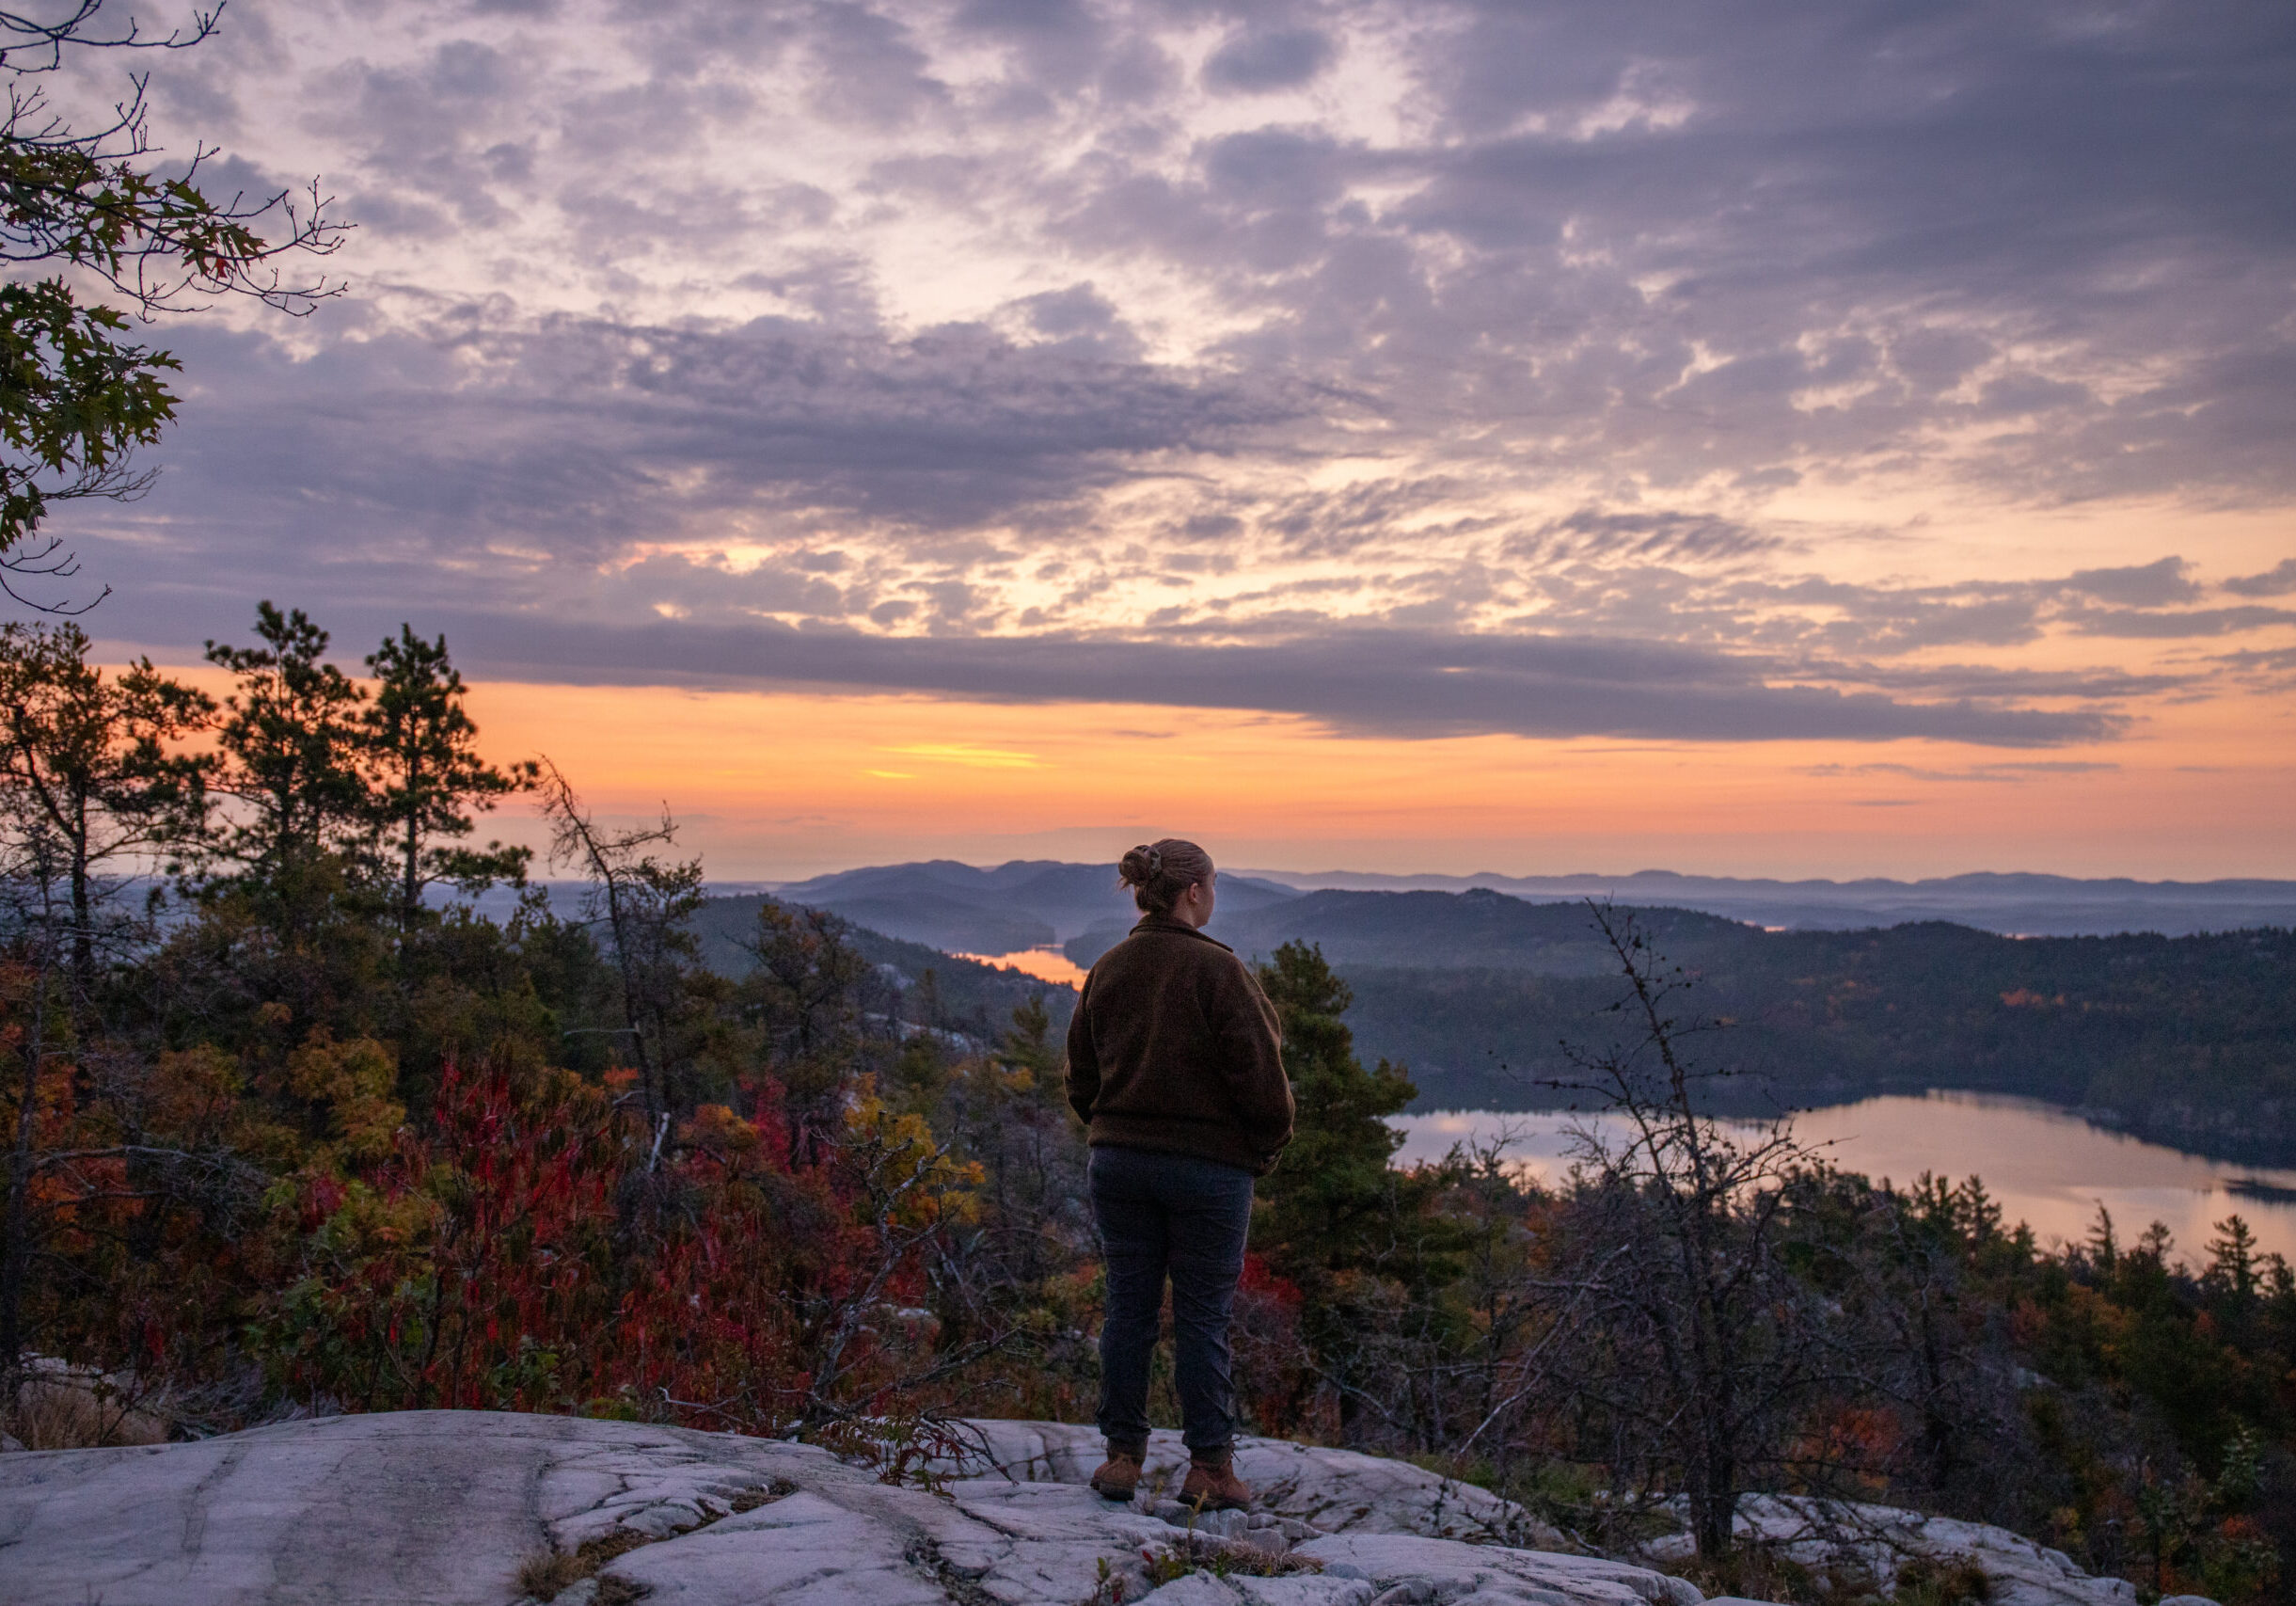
left=722, top=867, right=2296, bottom=1167
left=767, top=858, right=2296, bottom=949
left=1238, top=866, right=2296, bottom=938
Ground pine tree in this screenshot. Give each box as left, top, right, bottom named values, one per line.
left=203, top=603, right=371, bottom=885
left=0, top=621, right=211, bottom=990
left=361, top=625, right=536, bottom=930
left=1253, top=941, right=1417, bottom=1280
left=1252, top=940, right=1453, bottom=1442
left=996, top=994, right=1064, bottom=1107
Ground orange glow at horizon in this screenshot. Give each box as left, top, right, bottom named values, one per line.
left=123, top=658, right=2294, bottom=882
left=391, top=678, right=2292, bottom=883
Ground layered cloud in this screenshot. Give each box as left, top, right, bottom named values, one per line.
left=40, top=0, right=2296, bottom=748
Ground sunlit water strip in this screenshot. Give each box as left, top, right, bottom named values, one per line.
left=1389, top=1091, right=2296, bottom=1267
left=954, top=947, right=1090, bottom=989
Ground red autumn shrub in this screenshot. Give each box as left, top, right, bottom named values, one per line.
left=252, top=1058, right=975, bottom=1435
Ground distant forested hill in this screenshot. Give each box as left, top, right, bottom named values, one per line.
left=687, top=881, right=2294, bottom=1165
left=1247, top=867, right=2296, bottom=938
left=772, top=859, right=1298, bottom=952
left=1334, top=920, right=2296, bottom=1165
left=689, top=894, right=1074, bottom=1042
left=1056, top=888, right=2296, bottom=1164
left=1063, top=887, right=1744, bottom=973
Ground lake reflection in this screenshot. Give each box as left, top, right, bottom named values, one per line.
left=1390, top=1091, right=2296, bottom=1266
left=953, top=947, right=1089, bottom=988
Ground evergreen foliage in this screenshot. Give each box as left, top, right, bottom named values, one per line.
left=1254, top=940, right=1417, bottom=1276
left=1253, top=940, right=1464, bottom=1446
left=362, top=625, right=536, bottom=926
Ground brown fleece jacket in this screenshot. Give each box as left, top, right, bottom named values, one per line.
left=1065, top=914, right=1293, bottom=1175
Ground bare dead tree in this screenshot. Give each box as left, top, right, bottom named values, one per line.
left=535, top=759, right=702, bottom=1146
left=1533, top=900, right=1867, bottom=1563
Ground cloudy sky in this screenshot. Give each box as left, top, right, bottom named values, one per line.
left=42, top=0, right=2296, bottom=878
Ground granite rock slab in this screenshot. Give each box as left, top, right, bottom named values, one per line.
left=1639, top=1494, right=2142, bottom=1606
left=0, top=1411, right=1705, bottom=1606
left=941, top=1420, right=1569, bottom=1550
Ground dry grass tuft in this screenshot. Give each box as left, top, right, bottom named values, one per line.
left=515, top=1480, right=792, bottom=1600
left=1660, top=1539, right=1978, bottom=1606
left=1142, top=1534, right=1322, bottom=1586
left=1896, top=1555, right=1994, bottom=1606
left=729, top=1478, right=797, bottom=1514
left=5, top=1360, right=170, bottom=1450
left=515, top=1549, right=592, bottom=1601
left=515, top=1531, right=657, bottom=1601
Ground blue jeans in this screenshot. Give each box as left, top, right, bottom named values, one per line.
left=1088, top=1144, right=1256, bottom=1456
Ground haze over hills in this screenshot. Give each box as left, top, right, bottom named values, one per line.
left=1244, top=868, right=2296, bottom=940
left=1063, top=888, right=1742, bottom=973
left=769, top=859, right=1299, bottom=954
left=744, top=860, right=2296, bottom=1165
left=768, top=859, right=2296, bottom=956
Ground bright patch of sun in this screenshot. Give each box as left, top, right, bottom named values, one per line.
left=882, top=744, right=1044, bottom=770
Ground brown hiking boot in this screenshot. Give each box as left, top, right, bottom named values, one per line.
left=1179, top=1448, right=1253, bottom=1512
left=1088, top=1442, right=1145, bottom=1502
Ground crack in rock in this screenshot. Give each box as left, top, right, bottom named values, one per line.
left=906, top=1534, right=1005, bottom=1606
left=517, top=1478, right=799, bottom=1603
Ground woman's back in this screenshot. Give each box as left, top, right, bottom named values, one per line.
left=1065, top=912, right=1292, bottom=1176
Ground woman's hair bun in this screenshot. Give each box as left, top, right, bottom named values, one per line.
left=1116, top=838, right=1214, bottom=914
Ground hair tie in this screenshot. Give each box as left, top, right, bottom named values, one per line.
left=1133, top=843, right=1163, bottom=879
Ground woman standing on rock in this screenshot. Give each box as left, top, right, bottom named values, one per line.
left=1065, top=838, right=1293, bottom=1511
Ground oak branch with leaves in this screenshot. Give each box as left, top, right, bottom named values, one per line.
left=0, top=0, right=342, bottom=608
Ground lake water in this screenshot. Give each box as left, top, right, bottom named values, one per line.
left=1390, top=1092, right=2296, bottom=1267
left=958, top=947, right=1090, bottom=988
